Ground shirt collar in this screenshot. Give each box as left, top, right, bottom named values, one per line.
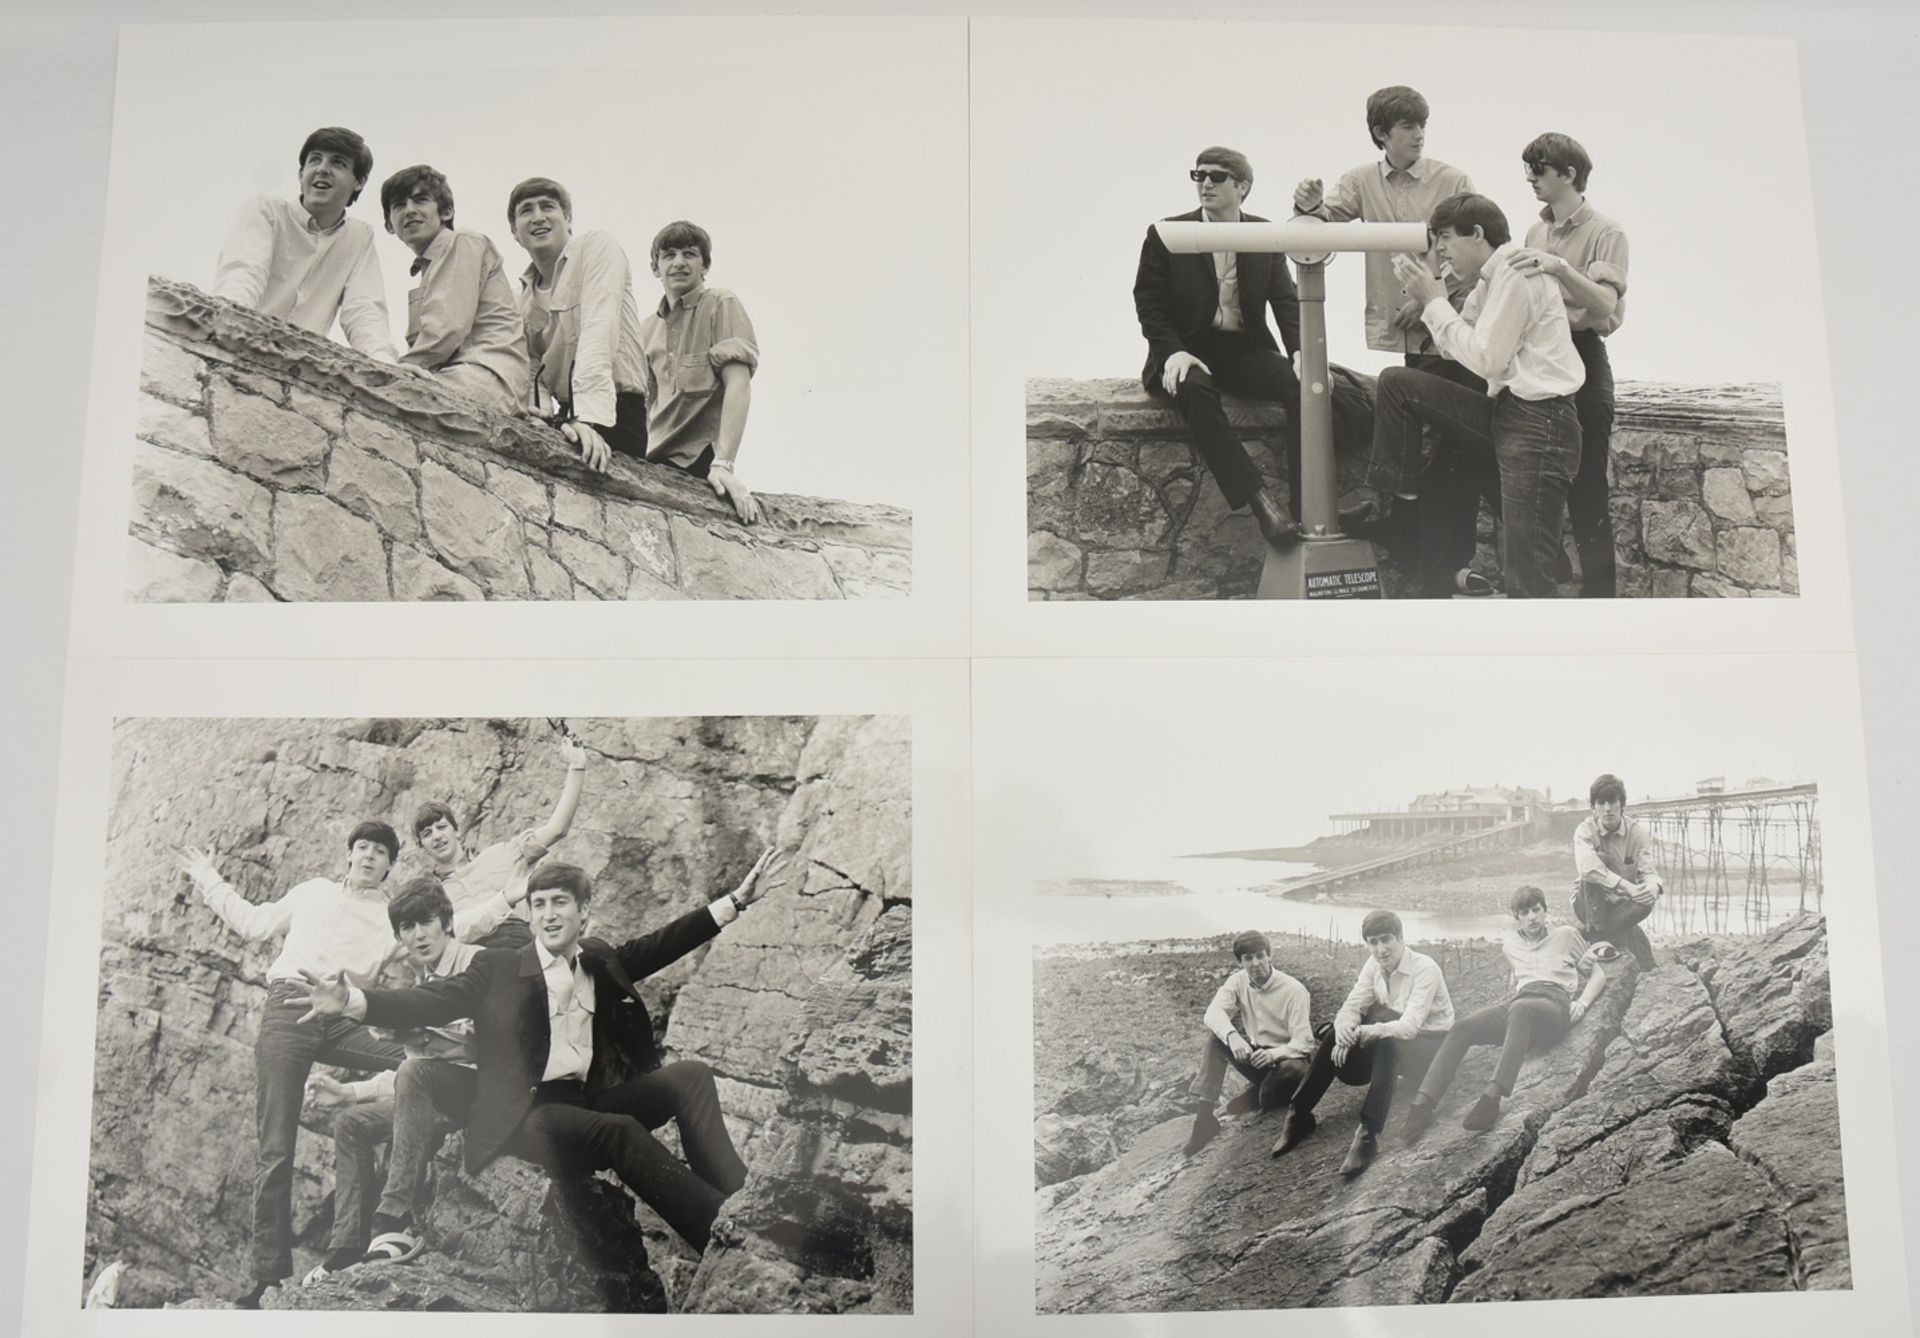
left=535, top=937, right=582, bottom=971
left=521, top=232, right=581, bottom=293
left=656, top=286, right=707, bottom=318
left=409, top=226, right=456, bottom=276
left=426, top=938, right=464, bottom=978
left=300, top=202, right=350, bottom=237
left=1380, top=156, right=1432, bottom=183
left=1539, top=197, right=1593, bottom=231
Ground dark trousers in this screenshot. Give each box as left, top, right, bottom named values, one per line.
left=1418, top=989, right=1571, bottom=1104
left=1568, top=330, right=1618, bottom=598
left=1290, top=1009, right=1448, bottom=1134
left=1369, top=368, right=1582, bottom=598
left=1160, top=331, right=1303, bottom=512
left=252, top=983, right=406, bottom=1281
left=572, top=390, right=650, bottom=462
left=1190, top=1031, right=1310, bottom=1111
left=1573, top=874, right=1656, bottom=969
left=504, top=1059, right=748, bottom=1252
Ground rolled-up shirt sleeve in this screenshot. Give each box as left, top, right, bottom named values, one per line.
left=1586, top=226, right=1629, bottom=295
left=704, top=292, right=759, bottom=373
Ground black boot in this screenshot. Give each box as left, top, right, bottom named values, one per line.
left=1270, top=1108, right=1316, bottom=1157
left=1249, top=487, right=1302, bottom=549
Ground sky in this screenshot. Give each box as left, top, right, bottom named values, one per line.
left=973, top=19, right=1823, bottom=389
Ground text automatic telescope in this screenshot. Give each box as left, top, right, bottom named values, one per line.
left=1153, top=218, right=1429, bottom=600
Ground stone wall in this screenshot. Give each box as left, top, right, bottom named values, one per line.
left=131, top=277, right=912, bottom=602
left=1027, top=377, right=1795, bottom=599
left=86, top=714, right=910, bottom=1311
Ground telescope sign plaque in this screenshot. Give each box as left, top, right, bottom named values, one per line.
left=1304, top=567, right=1383, bottom=599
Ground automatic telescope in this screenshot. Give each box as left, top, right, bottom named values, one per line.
left=1154, top=217, right=1431, bottom=600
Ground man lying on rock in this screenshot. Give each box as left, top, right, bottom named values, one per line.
left=303, top=878, right=484, bottom=1281
left=1401, top=884, right=1612, bottom=1141
left=1271, top=910, right=1455, bottom=1175
left=1570, top=772, right=1662, bottom=970
left=293, top=849, right=793, bottom=1256
left=1182, top=931, right=1315, bottom=1155
left=409, top=733, right=589, bottom=952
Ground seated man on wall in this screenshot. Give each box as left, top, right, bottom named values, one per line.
left=379, top=164, right=531, bottom=414
left=1182, top=930, right=1315, bottom=1155
left=1570, top=772, right=1662, bottom=970
left=410, top=733, right=589, bottom=952
left=638, top=221, right=764, bottom=524
left=1402, top=884, right=1609, bottom=1141
left=506, top=177, right=651, bottom=476
left=294, top=849, right=795, bottom=1255
left=212, top=126, right=398, bottom=362
left=177, top=825, right=410, bottom=1309
left=304, top=878, right=484, bottom=1279
left=1271, top=910, right=1454, bottom=1176
left=1134, top=146, right=1305, bottom=551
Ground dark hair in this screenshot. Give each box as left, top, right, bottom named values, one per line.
left=1194, top=145, right=1254, bottom=188
left=1428, top=192, right=1511, bottom=249
left=1589, top=773, right=1628, bottom=807
left=380, top=164, right=456, bottom=233
left=1366, top=86, right=1430, bottom=149
left=1522, top=132, right=1593, bottom=194
left=298, top=127, right=374, bottom=204
left=387, top=877, right=454, bottom=934
left=1231, top=930, right=1272, bottom=961
left=527, top=861, right=594, bottom=907
left=345, top=820, right=400, bottom=866
left=1360, top=910, right=1404, bottom=942
left=507, top=176, right=573, bottom=227
left=650, top=220, right=713, bottom=269
left=1509, top=884, right=1549, bottom=916
left=411, top=801, right=459, bottom=842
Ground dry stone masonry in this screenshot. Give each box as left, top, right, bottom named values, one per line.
left=1028, top=377, right=1795, bottom=600
left=131, top=277, right=911, bottom=601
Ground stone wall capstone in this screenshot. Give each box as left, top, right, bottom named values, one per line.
left=131, top=277, right=912, bottom=601
left=1027, top=376, right=1795, bottom=599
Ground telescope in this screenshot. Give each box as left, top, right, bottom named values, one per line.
left=1154, top=217, right=1429, bottom=600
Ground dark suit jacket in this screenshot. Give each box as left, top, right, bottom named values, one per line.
left=1133, top=207, right=1302, bottom=394
left=360, top=903, right=721, bottom=1172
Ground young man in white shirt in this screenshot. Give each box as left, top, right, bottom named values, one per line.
left=1183, top=931, right=1315, bottom=1155
left=1272, top=910, right=1454, bottom=1175
left=177, top=821, right=410, bottom=1308
left=211, top=127, right=397, bottom=362
left=1354, top=192, right=1586, bottom=598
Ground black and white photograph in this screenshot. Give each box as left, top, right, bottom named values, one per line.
left=972, top=22, right=1838, bottom=612
left=81, top=712, right=910, bottom=1314
left=974, top=654, right=1908, bottom=1329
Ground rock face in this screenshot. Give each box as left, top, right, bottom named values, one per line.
left=86, top=715, right=911, bottom=1312
left=1034, top=915, right=1844, bottom=1311
left=1027, top=377, right=1795, bottom=599
left=130, top=277, right=911, bottom=602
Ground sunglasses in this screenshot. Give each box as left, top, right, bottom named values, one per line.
left=1189, top=169, right=1237, bottom=185
left=1521, top=160, right=1557, bottom=179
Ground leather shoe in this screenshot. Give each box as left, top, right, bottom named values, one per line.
left=1270, top=1109, right=1316, bottom=1158
left=1401, top=1099, right=1434, bottom=1145
left=1340, top=1126, right=1379, bottom=1176
left=1462, top=1093, right=1501, bottom=1132
left=1249, top=488, right=1302, bottom=549
left=1183, top=1108, right=1221, bottom=1156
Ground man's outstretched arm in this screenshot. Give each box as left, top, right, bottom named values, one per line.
left=178, top=846, right=297, bottom=941
left=529, top=736, right=589, bottom=851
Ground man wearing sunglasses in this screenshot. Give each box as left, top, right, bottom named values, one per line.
left=1133, top=147, right=1307, bottom=550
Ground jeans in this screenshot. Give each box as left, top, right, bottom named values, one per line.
left=1289, top=1008, right=1448, bottom=1134
left=1404, top=354, right=1497, bottom=592
left=253, top=982, right=407, bottom=1281
left=1568, top=330, right=1618, bottom=598
left=1190, top=1032, right=1310, bottom=1111
left=1369, top=368, right=1581, bottom=598
left=1417, top=988, right=1571, bottom=1104
left=327, top=1058, right=478, bottom=1249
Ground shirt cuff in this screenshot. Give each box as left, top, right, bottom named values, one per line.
left=709, top=894, right=740, bottom=928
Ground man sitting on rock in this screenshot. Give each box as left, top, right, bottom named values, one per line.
left=212, top=126, right=398, bottom=362
left=1271, top=910, right=1454, bottom=1175
left=293, top=850, right=793, bottom=1254
left=303, top=878, right=484, bottom=1280
left=1183, top=931, right=1314, bottom=1155
left=410, top=733, right=589, bottom=951
left=379, top=163, right=531, bottom=414
left=1571, top=773, right=1662, bottom=970
left=1402, top=885, right=1609, bottom=1140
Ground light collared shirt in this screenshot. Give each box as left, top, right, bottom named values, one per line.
left=343, top=937, right=484, bottom=1101
left=1336, top=946, right=1456, bottom=1041
left=1201, top=208, right=1245, bottom=333
left=434, top=827, right=553, bottom=942
left=212, top=195, right=397, bottom=362
left=1504, top=924, right=1591, bottom=996
left=1203, top=966, right=1314, bottom=1059
left=402, top=227, right=531, bottom=412
left=1423, top=242, right=1586, bottom=400
left=1573, top=815, right=1663, bottom=893
left=637, top=286, right=759, bottom=469
left=196, top=874, right=399, bottom=986
left=1525, top=199, right=1629, bottom=337
left=1310, top=155, right=1475, bottom=354
left=518, top=230, right=649, bottom=430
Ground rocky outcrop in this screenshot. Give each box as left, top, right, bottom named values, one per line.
left=130, top=277, right=912, bottom=601
left=87, top=714, right=911, bottom=1311
left=1034, top=915, right=1843, bottom=1311
left=1027, top=377, right=1794, bottom=599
